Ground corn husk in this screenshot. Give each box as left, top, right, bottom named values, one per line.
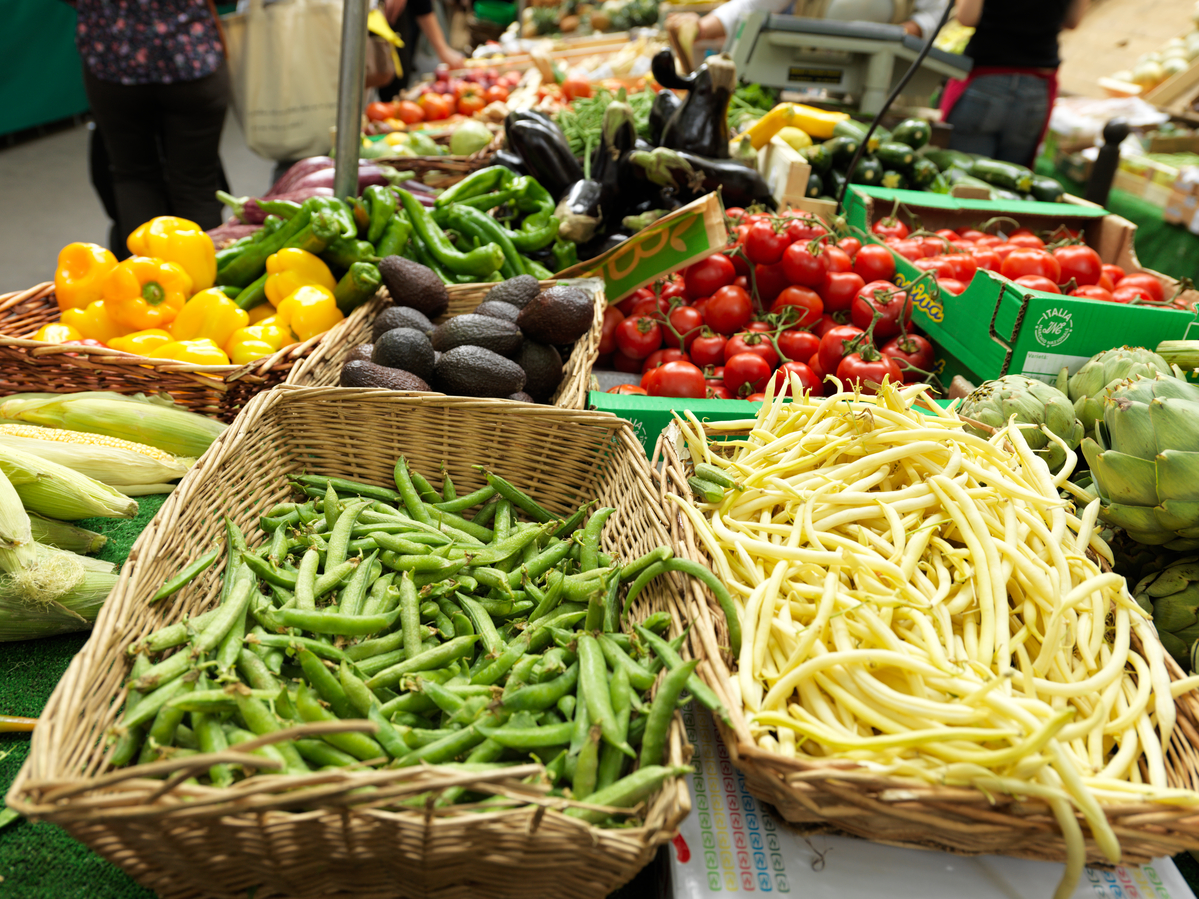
left=27, top=513, right=107, bottom=555
left=0, top=444, right=138, bottom=520
left=0, top=392, right=227, bottom=458
left=0, top=566, right=119, bottom=641
left=0, top=428, right=192, bottom=491
left=1155, top=339, right=1199, bottom=374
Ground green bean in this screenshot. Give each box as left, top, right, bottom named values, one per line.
left=150, top=549, right=219, bottom=604
left=578, top=635, right=633, bottom=758
left=482, top=470, right=554, bottom=522
left=634, top=624, right=729, bottom=726
left=295, top=738, right=359, bottom=768
left=393, top=457, right=434, bottom=524
left=251, top=634, right=347, bottom=662
left=479, top=720, right=572, bottom=748
left=365, top=635, right=479, bottom=690
left=640, top=659, right=696, bottom=768
left=296, top=647, right=358, bottom=720
left=502, top=662, right=578, bottom=711
left=596, top=634, right=656, bottom=692
left=565, top=765, right=691, bottom=823
left=432, top=484, right=495, bottom=514
left=234, top=694, right=309, bottom=773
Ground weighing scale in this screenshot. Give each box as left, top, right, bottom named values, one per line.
left=726, top=13, right=971, bottom=115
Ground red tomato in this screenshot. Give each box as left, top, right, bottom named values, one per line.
left=641, top=348, right=688, bottom=373
left=457, top=93, right=486, bottom=116
left=777, top=328, right=821, bottom=364
left=768, top=361, right=821, bottom=396
left=819, top=271, right=866, bottom=314
left=823, top=246, right=853, bottom=273
left=743, top=221, right=790, bottom=266
left=889, top=239, right=922, bottom=262
left=725, top=207, right=746, bottom=221
left=1097, top=273, right=1116, bottom=292
left=724, top=331, right=779, bottom=369
left=746, top=393, right=769, bottom=402
left=746, top=319, right=773, bottom=332
left=612, top=349, right=643, bottom=373
left=934, top=229, right=958, bottom=242
left=851, top=281, right=911, bottom=341
left=937, top=278, right=967, bottom=295
left=1007, top=233, right=1045, bottom=250
left=617, top=286, right=654, bottom=316
left=606, top=384, right=646, bottom=395
left=781, top=241, right=830, bottom=288
left=366, top=101, right=396, bottom=121
left=684, top=254, right=736, bottom=298
left=661, top=281, right=689, bottom=303
left=1070, top=285, right=1115, bottom=303
left=562, top=78, right=592, bottom=100
left=808, top=351, right=827, bottom=385
left=598, top=306, right=624, bottom=355
left=418, top=92, right=453, bottom=121
left=973, top=234, right=1003, bottom=248
left=1052, top=245, right=1102, bottom=287
left=630, top=296, right=669, bottom=318
left=704, top=366, right=725, bottom=387
left=836, top=351, right=903, bottom=394
left=783, top=214, right=827, bottom=243
left=837, top=236, right=862, bottom=258
left=751, top=262, right=791, bottom=307
left=914, top=256, right=957, bottom=280
left=880, top=334, right=935, bottom=382
left=972, top=248, right=1001, bottom=272
left=992, top=243, right=1020, bottom=263
left=705, top=285, right=753, bottom=335
left=811, top=314, right=846, bottom=339
left=690, top=331, right=728, bottom=367
left=1112, top=283, right=1156, bottom=304
left=1014, top=275, right=1061, bottom=294
left=1000, top=248, right=1061, bottom=283
left=818, top=325, right=866, bottom=376
left=732, top=275, right=749, bottom=291
left=484, top=85, right=509, bottom=104
left=1117, top=273, right=1165, bottom=303
left=706, top=384, right=733, bottom=399
left=1102, top=264, right=1126, bottom=285
left=646, top=360, right=705, bottom=398
left=944, top=252, right=977, bottom=283
left=724, top=352, right=772, bottom=397
left=663, top=305, right=705, bottom=350
left=394, top=101, right=425, bottom=124
left=853, top=244, right=897, bottom=283
left=771, top=285, right=823, bottom=328
left=872, top=217, right=910, bottom=240
left=614, top=316, right=662, bottom=359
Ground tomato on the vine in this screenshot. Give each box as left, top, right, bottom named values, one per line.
left=705, top=285, right=753, bottom=335
left=777, top=327, right=820, bottom=364
left=706, top=384, right=733, bottom=399
left=971, top=248, right=1001, bottom=272
left=851, top=280, right=911, bottom=341
left=725, top=331, right=780, bottom=369
left=663, top=306, right=705, bottom=350
left=889, top=239, right=922, bottom=262
left=1070, top=285, right=1115, bottom=302
left=724, top=352, right=772, bottom=396
left=914, top=256, right=957, bottom=280
left=746, top=393, right=769, bottom=403
left=811, top=313, right=848, bottom=339
left=1000, top=248, right=1060, bottom=284
left=598, top=306, right=624, bottom=355
left=1102, top=264, right=1126, bottom=285
left=1052, top=245, right=1102, bottom=287
left=818, top=324, right=865, bottom=376
left=746, top=319, right=773, bottom=332
left=690, top=331, right=727, bottom=368
left=784, top=215, right=826, bottom=243
left=836, top=350, right=903, bottom=394
left=769, top=361, right=821, bottom=396
left=630, top=296, right=669, bottom=318
left=937, top=278, right=966, bottom=295
left=823, top=245, right=853, bottom=273
left=641, top=347, right=688, bottom=374
left=1007, top=232, right=1045, bottom=250
left=606, top=384, right=646, bottom=395
left=725, top=207, right=746, bottom=221
left=617, top=287, right=654, bottom=316
left=880, top=334, right=934, bottom=382
left=1112, top=283, right=1156, bottom=304
left=646, top=360, right=706, bottom=398
left=819, top=271, right=866, bottom=314
left=1013, top=274, right=1061, bottom=294
left=944, top=252, right=978, bottom=283
left=872, top=217, right=910, bottom=241
left=704, top=366, right=725, bottom=388
left=1117, top=273, right=1165, bottom=303
left=614, top=315, right=662, bottom=359
left=837, top=236, right=862, bottom=258
left=771, top=285, right=823, bottom=327
left=684, top=254, right=736, bottom=298
left=612, top=349, right=643, bottom=373
left=853, top=244, right=897, bottom=283
left=743, top=221, right=790, bottom=266
left=958, top=228, right=987, bottom=242
left=752, top=262, right=791, bottom=306
left=781, top=241, right=829, bottom=287
left=660, top=281, right=689, bottom=303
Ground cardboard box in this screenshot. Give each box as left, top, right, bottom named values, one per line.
left=1164, top=188, right=1199, bottom=225
left=845, top=186, right=1199, bottom=384
left=588, top=391, right=757, bottom=457
left=757, top=136, right=813, bottom=208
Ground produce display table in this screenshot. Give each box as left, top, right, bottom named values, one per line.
left=1035, top=156, right=1199, bottom=283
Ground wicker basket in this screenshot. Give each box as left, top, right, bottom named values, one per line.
left=651, top=421, right=1199, bottom=868
left=0, top=283, right=387, bottom=423
left=9, top=386, right=692, bottom=899
left=287, top=280, right=603, bottom=410
left=374, top=132, right=504, bottom=187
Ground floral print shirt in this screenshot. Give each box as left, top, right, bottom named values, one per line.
left=77, top=0, right=224, bottom=85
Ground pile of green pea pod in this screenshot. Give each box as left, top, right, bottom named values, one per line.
left=112, top=457, right=731, bottom=824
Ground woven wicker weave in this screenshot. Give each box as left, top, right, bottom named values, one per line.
left=651, top=421, right=1199, bottom=868
left=287, top=280, right=603, bottom=410
left=374, top=132, right=504, bottom=186
left=9, top=387, right=691, bottom=899
left=0, top=283, right=387, bottom=423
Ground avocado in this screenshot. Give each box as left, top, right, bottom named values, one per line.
left=516, top=285, right=593, bottom=345
left=340, top=359, right=431, bottom=391
left=347, top=343, right=373, bottom=364
left=435, top=345, right=526, bottom=397
left=372, top=327, right=436, bottom=382
left=516, top=341, right=564, bottom=403
left=378, top=256, right=449, bottom=319
left=430, top=314, right=523, bottom=357
left=372, top=305, right=434, bottom=342
left=508, top=391, right=536, bottom=403
left=483, top=274, right=541, bottom=309
left=474, top=300, right=521, bottom=323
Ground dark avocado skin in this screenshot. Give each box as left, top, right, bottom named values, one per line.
left=340, top=359, right=431, bottom=391
left=431, top=314, right=523, bottom=358
left=474, top=301, right=521, bottom=323
left=435, top=345, right=527, bottom=398
left=372, top=305, right=434, bottom=341
left=378, top=256, right=449, bottom=318
left=483, top=274, right=541, bottom=309
left=516, top=286, right=593, bottom=345
left=517, top=341, right=564, bottom=403
left=372, top=327, right=436, bottom=382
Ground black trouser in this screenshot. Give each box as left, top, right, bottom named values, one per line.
left=83, top=61, right=230, bottom=255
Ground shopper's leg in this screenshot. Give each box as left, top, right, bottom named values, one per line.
left=996, top=75, right=1051, bottom=168
left=944, top=75, right=1010, bottom=161
left=158, top=62, right=231, bottom=230
left=82, top=68, right=170, bottom=255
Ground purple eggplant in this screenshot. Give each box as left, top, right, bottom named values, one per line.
left=282, top=163, right=404, bottom=196
left=218, top=187, right=336, bottom=223
left=268, top=156, right=335, bottom=194
left=206, top=221, right=261, bottom=245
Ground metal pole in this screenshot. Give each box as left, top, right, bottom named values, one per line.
left=334, top=0, right=371, bottom=200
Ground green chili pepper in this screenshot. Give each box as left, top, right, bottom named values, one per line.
left=436, top=204, right=524, bottom=279
left=552, top=238, right=579, bottom=273
left=435, top=165, right=514, bottom=208
left=375, top=210, right=412, bottom=258
left=364, top=184, right=397, bottom=244
left=333, top=261, right=382, bottom=315
left=395, top=188, right=505, bottom=278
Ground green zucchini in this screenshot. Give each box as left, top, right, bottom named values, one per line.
left=928, top=172, right=951, bottom=194
left=921, top=148, right=976, bottom=172
left=806, top=171, right=824, bottom=199
left=880, top=170, right=909, bottom=190
left=803, top=142, right=832, bottom=175
left=848, top=155, right=884, bottom=185
left=825, top=167, right=848, bottom=198
left=947, top=172, right=996, bottom=195
left=890, top=118, right=931, bottom=150
left=833, top=119, right=887, bottom=152
left=1030, top=175, right=1066, bottom=203
left=909, top=157, right=939, bottom=189
left=991, top=187, right=1023, bottom=201
left=876, top=141, right=916, bottom=171
left=824, top=135, right=859, bottom=166
left=969, top=158, right=1034, bottom=193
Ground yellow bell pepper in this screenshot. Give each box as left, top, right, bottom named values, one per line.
left=247, top=302, right=275, bottom=325
left=264, top=249, right=337, bottom=308
left=32, top=323, right=83, bottom=344
left=126, top=216, right=217, bottom=292
left=275, top=285, right=344, bottom=342
left=54, top=243, right=118, bottom=311
left=171, top=288, right=250, bottom=349
left=150, top=338, right=231, bottom=366
left=108, top=328, right=174, bottom=356
left=60, top=300, right=129, bottom=344
left=103, top=257, right=192, bottom=331
left=224, top=316, right=292, bottom=365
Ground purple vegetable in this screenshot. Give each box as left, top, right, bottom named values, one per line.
left=206, top=221, right=260, bottom=245
left=268, top=156, right=335, bottom=195
left=217, top=187, right=336, bottom=223
left=280, top=164, right=400, bottom=196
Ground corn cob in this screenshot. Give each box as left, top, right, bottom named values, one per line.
left=0, top=424, right=192, bottom=491
left=0, top=444, right=138, bottom=520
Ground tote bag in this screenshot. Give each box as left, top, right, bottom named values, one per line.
left=223, top=0, right=343, bottom=160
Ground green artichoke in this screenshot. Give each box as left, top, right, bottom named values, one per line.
left=1134, top=558, right=1199, bottom=667
left=1065, top=346, right=1174, bottom=436
left=1082, top=374, right=1199, bottom=549
left=958, top=375, right=1083, bottom=472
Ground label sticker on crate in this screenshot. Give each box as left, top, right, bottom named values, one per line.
left=669, top=705, right=1196, bottom=899
left=1020, top=351, right=1092, bottom=385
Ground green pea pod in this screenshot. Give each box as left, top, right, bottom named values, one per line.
left=365, top=635, right=480, bottom=691
left=578, top=635, right=634, bottom=759
left=151, top=549, right=219, bottom=604
left=295, top=684, right=386, bottom=762
left=640, top=659, right=697, bottom=768
left=564, top=765, right=692, bottom=824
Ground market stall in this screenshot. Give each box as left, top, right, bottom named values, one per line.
left=12, top=3, right=1199, bottom=898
